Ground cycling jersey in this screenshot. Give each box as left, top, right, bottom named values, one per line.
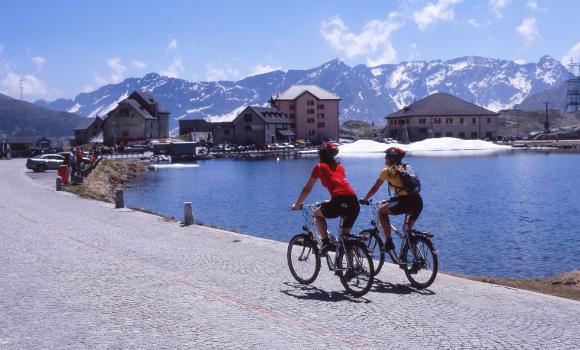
left=378, top=165, right=410, bottom=197
left=310, top=163, right=356, bottom=197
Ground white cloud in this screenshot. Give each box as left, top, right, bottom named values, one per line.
left=32, top=56, right=46, bottom=70
left=0, top=43, right=4, bottom=55
left=320, top=12, right=402, bottom=66
left=168, top=38, right=178, bottom=50
left=0, top=66, right=47, bottom=100
left=516, top=17, right=539, bottom=47
left=205, top=64, right=240, bottom=81
left=94, top=74, right=108, bottom=86
left=467, top=18, right=481, bottom=28
left=107, top=57, right=126, bottom=83
left=161, top=56, right=184, bottom=78
left=250, top=64, right=282, bottom=76
left=526, top=0, right=539, bottom=11
left=489, top=0, right=510, bottom=18
left=413, top=0, right=462, bottom=31
left=408, top=43, right=421, bottom=61
left=562, top=42, right=580, bottom=66
left=132, top=59, right=146, bottom=69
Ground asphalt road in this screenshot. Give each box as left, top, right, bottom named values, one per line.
left=1, top=159, right=578, bottom=349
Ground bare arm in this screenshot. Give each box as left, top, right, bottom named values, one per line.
left=292, top=177, right=317, bottom=210
left=362, top=178, right=384, bottom=202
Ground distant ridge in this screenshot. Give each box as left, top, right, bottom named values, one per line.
left=0, top=93, right=83, bottom=137
left=36, top=55, right=571, bottom=131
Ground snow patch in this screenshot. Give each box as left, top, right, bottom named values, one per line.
left=484, top=100, right=511, bottom=112
left=67, top=103, right=82, bottom=113
left=448, top=61, right=468, bottom=73
left=187, top=105, right=212, bottom=114
left=205, top=105, right=246, bottom=122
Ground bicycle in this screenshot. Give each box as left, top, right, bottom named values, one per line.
left=287, top=203, right=374, bottom=298
left=359, top=199, right=438, bottom=289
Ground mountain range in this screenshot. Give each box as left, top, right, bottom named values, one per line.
left=0, top=93, right=83, bottom=137
left=36, top=55, right=573, bottom=133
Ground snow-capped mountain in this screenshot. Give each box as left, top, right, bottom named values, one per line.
left=36, top=55, right=570, bottom=130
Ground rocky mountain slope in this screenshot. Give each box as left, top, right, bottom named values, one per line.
left=36, top=55, right=571, bottom=132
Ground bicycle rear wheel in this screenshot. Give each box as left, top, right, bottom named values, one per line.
left=337, top=241, right=374, bottom=297
left=359, top=229, right=384, bottom=276
left=287, top=234, right=321, bottom=285
left=401, top=236, right=438, bottom=289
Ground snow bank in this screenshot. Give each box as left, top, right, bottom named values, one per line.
left=336, top=138, right=510, bottom=156
left=149, top=163, right=200, bottom=170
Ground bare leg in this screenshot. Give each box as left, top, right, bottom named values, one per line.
left=313, top=208, right=328, bottom=240
left=378, top=205, right=392, bottom=241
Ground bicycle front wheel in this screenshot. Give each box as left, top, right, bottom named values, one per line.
left=402, top=236, right=438, bottom=289
left=337, top=241, right=374, bottom=298
left=359, top=229, right=384, bottom=276
left=287, top=234, right=320, bottom=285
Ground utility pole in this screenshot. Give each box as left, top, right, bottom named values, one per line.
left=544, top=102, right=550, bottom=132
left=19, top=79, right=24, bottom=100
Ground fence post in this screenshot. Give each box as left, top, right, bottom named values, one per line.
left=56, top=176, right=62, bottom=191
left=115, top=189, right=124, bottom=208
left=183, top=202, right=194, bottom=225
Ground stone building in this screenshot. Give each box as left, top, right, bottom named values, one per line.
left=102, top=91, right=169, bottom=145
left=270, top=85, right=340, bottom=142
left=179, top=119, right=234, bottom=145
left=73, top=117, right=103, bottom=145
left=383, top=92, right=499, bottom=142
left=232, top=106, right=293, bottom=145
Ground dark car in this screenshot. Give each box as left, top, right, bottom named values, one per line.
left=26, top=154, right=65, bottom=172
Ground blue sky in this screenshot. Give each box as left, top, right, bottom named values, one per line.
left=0, top=0, right=579, bottom=101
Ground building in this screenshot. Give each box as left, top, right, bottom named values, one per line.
left=5, top=136, right=51, bottom=157
left=179, top=119, right=234, bottom=144
left=102, top=91, right=170, bottom=146
left=383, top=93, right=499, bottom=142
left=73, top=117, right=103, bottom=145
left=232, top=106, right=293, bottom=145
left=270, top=85, right=340, bottom=142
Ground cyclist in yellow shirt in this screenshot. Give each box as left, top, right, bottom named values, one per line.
left=360, top=147, right=423, bottom=252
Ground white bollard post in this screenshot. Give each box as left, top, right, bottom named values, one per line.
left=115, top=189, right=124, bottom=208
left=184, top=202, right=194, bottom=226
left=56, top=176, right=62, bottom=191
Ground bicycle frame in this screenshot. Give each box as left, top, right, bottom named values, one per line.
left=301, top=204, right=353, bottom=273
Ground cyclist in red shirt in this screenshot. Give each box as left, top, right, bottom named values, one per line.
left=292, top=142, right=360, bottom=254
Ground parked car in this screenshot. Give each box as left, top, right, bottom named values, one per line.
left=26, top=154, right=66, bottom=172
left=382, top=138, right=397, bottom=144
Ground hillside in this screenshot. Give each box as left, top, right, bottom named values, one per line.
left=36, top=55, right=571, bottom=131
left=497, top=109, right=580, bottom=136
left=0, top=93, right=83, bottom=137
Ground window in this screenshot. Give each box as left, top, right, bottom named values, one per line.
left=471, top=132, right=478, bottom=139
left=472, top=118, right=477, bottom=124
left=434, top=118, right=442, bottom=124
left=224, top=129, right=231, bottom=135
left=446, top=132, right=453, bottom=137
left=419, top=118, right=426, bottom=124
left=308, top=130, right=315, bottom=136
left=307, top=100, right=315, bottom=106
left=459, top=132, right=465, bottom=138
left=398, top=120, right=405, bottom=126
left=419, top=128, right=427, bottom=134
left=317, top=122, right=325, bottom=128
left=307, top=118, right=315, bottom=123
left=406, top=119, right=410, bottom=125
left=289, top=104, right=295, bottom=111
left=307, top=108, right=315, bottom=114
left=445, top=118, right=453, bottom=124
left=244, top=113, right=252, bottom=122
left=486, top=132, right=493, bottom=138
left=434, top=132, right=441, bottom=137
left=245, top=125, right=251, bottom=131
left=460, top=118, right=464, bottom=124
left=317, top=113, right=325, bottom=118
left=487, top=118, right=492, bottom=123
left=289, top=113, right=295, bottom=119
left=317, top=104, right=325, bottom=110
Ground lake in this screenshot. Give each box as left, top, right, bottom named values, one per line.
left=124, top=151, right=580, bottom=278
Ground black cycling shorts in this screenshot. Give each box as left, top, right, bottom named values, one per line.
left=320, top=195, right=360, bottom=229
left=387, top=194, right=423, bottom=222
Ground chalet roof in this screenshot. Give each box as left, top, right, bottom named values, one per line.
left=119, top=99, right=156, bottom=119
left=130, top=90, right=169, bottom=113
left=74, top=117, right=100, bottom=131
left=248, top=106, right=290, bottom=124
left=386, top=93, right=498, bottom=118
left=272, top=85, right=340, bottom=101
left=180, top=119, right=213, bottom=132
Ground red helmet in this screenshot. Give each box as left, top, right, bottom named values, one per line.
left=319, top=142, right=339, bottom=157
left=385, top=147, right=406, bottom=159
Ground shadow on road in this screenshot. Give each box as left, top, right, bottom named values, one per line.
left=372, top=278, right=436, bottom=296
left=280, top=282, right=371, bottom=303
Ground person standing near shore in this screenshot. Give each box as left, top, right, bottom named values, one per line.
left=291, top=142, right=360, bottom=254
